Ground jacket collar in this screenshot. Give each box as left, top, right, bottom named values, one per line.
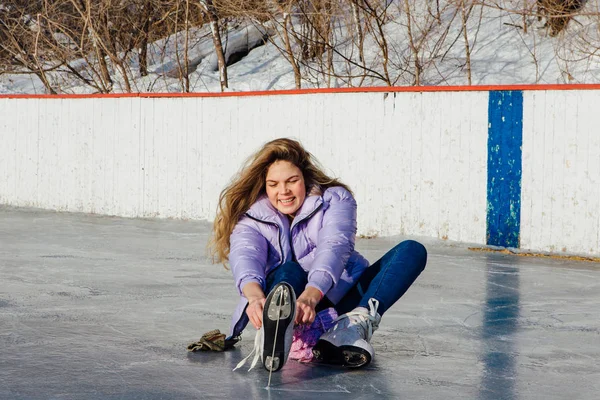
left=246, top=189, right=323, bottom=227
left=292, top=194, right=323, bottom=225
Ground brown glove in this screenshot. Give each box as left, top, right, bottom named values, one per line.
left=187, top=329, right=240, bottom=352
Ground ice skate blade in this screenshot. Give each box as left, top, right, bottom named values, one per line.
left=264, top=355, right=281, bottom=372
left=266, top=286, right=292, bottom=320
left=312, top=340, right=372, bottom=368
left=261, top=283, right=296, bottom=373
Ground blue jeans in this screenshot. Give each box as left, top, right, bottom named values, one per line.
left=265, top=240, right=427, bottom=316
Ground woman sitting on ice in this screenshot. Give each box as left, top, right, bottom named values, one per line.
left=210, top=138, right=427, bottom=371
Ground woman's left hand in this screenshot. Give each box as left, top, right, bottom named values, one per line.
left=295, top=287, right=323, bottom=325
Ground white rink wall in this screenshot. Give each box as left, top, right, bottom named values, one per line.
left=0, top=88, right=599, bottom=256
left=521, top=90, right=600, bottom=256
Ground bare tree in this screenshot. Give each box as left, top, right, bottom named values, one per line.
left=277, top=3, right=303, bottom=88
left=394, top=0, right=458, bottom=86
left=0, top=1, right=58, bottom=93
left=459, top=0, right=475, bottom=85
left=0, top=0, right=205, bottom=93
left=3, top=0, right=597, bottom=94
left=350, top=0, right=365, bottom=63
left=403, top=0, right=421, bottom=85
left=200, top=0, right=228, bottom=91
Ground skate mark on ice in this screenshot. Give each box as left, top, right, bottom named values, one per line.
left=370, top=384, right=382, bottom=394
left=265, top=385, right=350, bottom=393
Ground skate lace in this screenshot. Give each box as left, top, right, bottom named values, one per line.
left=232, top=329, right=262, bottom=371
left=335, top=298, right=380, bottom=340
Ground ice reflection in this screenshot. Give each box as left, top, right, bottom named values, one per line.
left=479, top=255, right=521, bottom=400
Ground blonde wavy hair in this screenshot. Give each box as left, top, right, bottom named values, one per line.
left=210, top=137, right=352, bottom=265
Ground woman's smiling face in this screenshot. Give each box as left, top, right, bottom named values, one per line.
left=265, top=160, right=306, bottom=216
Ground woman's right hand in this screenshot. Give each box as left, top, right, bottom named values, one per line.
left=246, top=297, right=266, bottom=329
left=242, top=282, right=267, bottom=329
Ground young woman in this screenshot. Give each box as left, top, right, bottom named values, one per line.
left=210, top=138, right=427, bottom=372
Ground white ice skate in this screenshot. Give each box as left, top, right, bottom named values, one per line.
left=312, top=298, right=381, bottom=368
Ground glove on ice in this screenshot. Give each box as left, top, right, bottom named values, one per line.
left=187, top=329, right=238, bottom=352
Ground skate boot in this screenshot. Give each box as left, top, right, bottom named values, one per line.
left=233, top=282, right=296, bottom=372
left=262, top=282, right=296, bottom=371
left=312, top=298, right=381, bottom=368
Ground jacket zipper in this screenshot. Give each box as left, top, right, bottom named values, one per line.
left=289, top=203, right=323, bottom=261
left=244, top=214, right=284, bottom=267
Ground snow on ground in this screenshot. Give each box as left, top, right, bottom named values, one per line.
left=1, top=1, right=599, bottom=94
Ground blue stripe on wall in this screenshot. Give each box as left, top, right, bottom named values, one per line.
left=487, top=91, right=523, bottom=248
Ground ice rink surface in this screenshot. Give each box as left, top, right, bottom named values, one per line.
left=1, top=206, right=599, bottom=400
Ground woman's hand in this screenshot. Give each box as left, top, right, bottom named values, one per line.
left=295, top=287, right=323, bottom=325
left=246, top=296, right=266, bottom=329
left=242, top=282, right=266, bottom=329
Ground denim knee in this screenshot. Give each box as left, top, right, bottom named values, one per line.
left=265, top=261, right=307, bottom=296
left=397, top=240, right=427, bottom=272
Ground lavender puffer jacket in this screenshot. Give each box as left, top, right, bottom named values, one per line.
left=227, top=186, right=369, bottom=338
